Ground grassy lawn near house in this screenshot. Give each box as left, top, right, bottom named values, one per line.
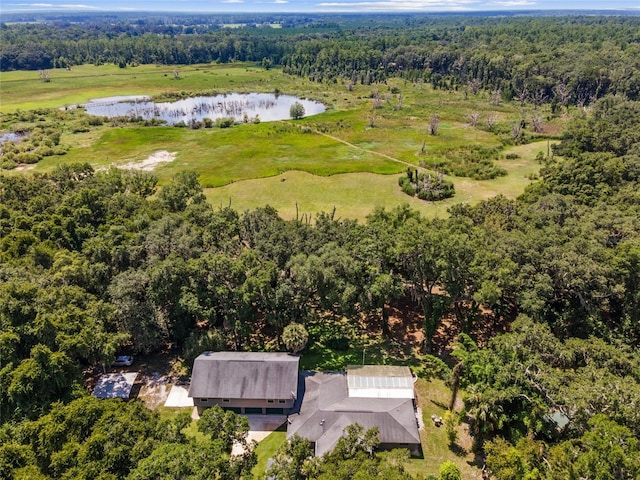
left=252, top=429, right=288, bottom=478
left=404, top=378, right=480, bottom=479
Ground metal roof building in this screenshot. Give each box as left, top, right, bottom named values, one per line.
left=92, top=372, right=139, bottom=399
left=347, top=365, right=415, bottom=399
left=287, top=370, right=420, bottom=456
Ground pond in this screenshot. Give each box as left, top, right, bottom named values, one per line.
left=0, top=132, right=29, bottom=154
left=0, top=132, right=27, bottom=144
left=82, top=93, right=325, bottom=125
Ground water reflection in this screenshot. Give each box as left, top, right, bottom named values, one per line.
left=83, top=93, right=325, bottom=125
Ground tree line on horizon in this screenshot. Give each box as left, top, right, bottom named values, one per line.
left=2, top=15, right=640, bottom=106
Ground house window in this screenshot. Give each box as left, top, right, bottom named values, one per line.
left=267, top=399, right=275, bottom=404
left=278, top=400, right=286, bottom=404
left=222, top=399, right=230, bottom=403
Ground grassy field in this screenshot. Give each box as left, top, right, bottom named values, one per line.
left=204, top=141, right=548, bottom=221
left=0, top=64, right=298, bottom=112
left=1, top=63, right=556, bottom=220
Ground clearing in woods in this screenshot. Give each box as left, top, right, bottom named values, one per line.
left=0, top=63, right=556, bottom=220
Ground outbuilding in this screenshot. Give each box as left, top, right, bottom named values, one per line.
left=188, top=351, right=300, bottom=415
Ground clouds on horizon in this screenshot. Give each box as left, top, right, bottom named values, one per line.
left=316, top=0, right=482, bottom=10
left=7, top=2, right=102, bottom=8
left=2, top=0, right=640, bottom=12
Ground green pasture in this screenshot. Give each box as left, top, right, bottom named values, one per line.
left=203, top=143, right=545, bottom=221
left=2, top=63, right=553, bottom=220
left=0, top=63, right=323, bottom=112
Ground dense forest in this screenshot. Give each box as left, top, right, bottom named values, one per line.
left=1, top=91, right=639, bottom=476
left=2, top=12, right=640, bottom=480
left=2, top=14, right=640, bottom=106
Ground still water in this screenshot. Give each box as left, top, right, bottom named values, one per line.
left=82, top=93, right=325, bottom=124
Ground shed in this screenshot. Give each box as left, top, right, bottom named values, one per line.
left=92, top=372, right=139, bottom=399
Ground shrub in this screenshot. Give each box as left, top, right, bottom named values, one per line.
left=282, top=323, right=309, bottom=354
left=399, top=170, right=454, bottom=201
left=87, top=116, right=104, bottom=126
left=289, top=102, right=305, bottom=120
left=438, top=461, right=461, bottom=480
left=0, top=159, right=17, bottom=170
left=215, top=117, right=235, bottom=128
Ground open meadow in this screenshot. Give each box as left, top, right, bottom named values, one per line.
left=0, top=63, right=558, bottom=220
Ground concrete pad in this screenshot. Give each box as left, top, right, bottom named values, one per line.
left=164, top=385, right=194, bottom=408
left=245, top=415, right=287, bottom=437
left=232, top=415, right=287, bottom=455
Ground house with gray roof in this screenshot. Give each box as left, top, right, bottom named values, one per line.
left=287, top=366, right=421, bottom=457
left=188, top=351, right=300, bottom=415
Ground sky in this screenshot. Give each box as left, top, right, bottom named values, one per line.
left=2, top=0, right=640, bottom=14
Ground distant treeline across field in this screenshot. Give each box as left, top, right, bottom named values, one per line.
left=2, top=14, right=640, bottom=107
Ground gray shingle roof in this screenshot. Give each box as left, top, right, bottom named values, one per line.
left=188, top=351, right=300, bottom=400
left=287, top=371, right=420, bottom=456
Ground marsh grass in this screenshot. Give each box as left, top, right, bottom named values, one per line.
left=3, top=64, right=553, bottom=220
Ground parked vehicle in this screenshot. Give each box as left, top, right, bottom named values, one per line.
left=111, top=355, right=133, bottom=367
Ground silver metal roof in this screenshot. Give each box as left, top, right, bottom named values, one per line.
left=93, top=372, right=139, bottom=399
left=347, top=365, right=414, bottom=399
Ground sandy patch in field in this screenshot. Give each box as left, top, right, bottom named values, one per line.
left=119, top=150, right=176, bottom=171
left=14, top=164, right=35, bottom=171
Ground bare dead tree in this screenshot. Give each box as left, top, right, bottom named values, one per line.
left=368, top=112, right=376, bottom=128
left=531, top=89, right=548, bottom=110
left=486, top=113, right=497, bottom=131
left=173, top=70, right=180, bottom=79
left=468, top=111, right=481, bottom=127
left=468, top=78, right=481, bottom=95
left=532, top=115, right=544, bottom=133
left=515, top=86, right=528, bottom=106
left=396, top=93, right=404, bottom=109
left=512, top=122, right=523, bottom=141
left=554, top=82, right=571, bottom=111
left=39, top=70, right=51, bottom=83
left=372, top=90, right=383, bottom=109
left=576, top=93, right=596, bottom=117
left=489, top=88, right=502, bottom=105
left=429, top=114, right=440, bottom=136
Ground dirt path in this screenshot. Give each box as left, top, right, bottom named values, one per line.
left=313, top=129, right=423, bottom=170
